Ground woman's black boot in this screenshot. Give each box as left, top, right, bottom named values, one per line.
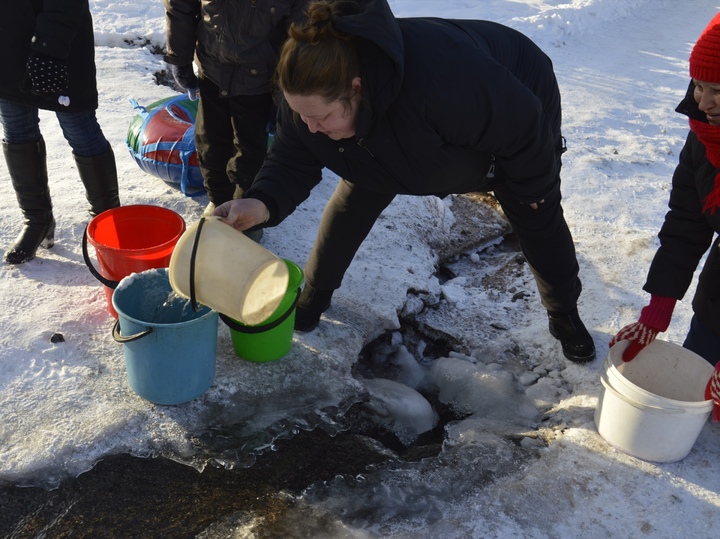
left=295, top=284, right=334, bottom=332
left=74, top=145, right=121, bottom=216
left=548, top=307, right=596, bottom=363
left=3, top=138, right=55, bottom=264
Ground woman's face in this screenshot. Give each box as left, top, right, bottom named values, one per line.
left=694, top=78, right=720, bottom=126
left=284, top=77, right=362, bottom=140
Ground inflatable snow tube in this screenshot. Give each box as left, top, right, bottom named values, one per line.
left=126, top=94, right=204, bottom=196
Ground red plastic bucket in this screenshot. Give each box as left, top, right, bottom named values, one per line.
left=83, top=205, right=186, bottom=318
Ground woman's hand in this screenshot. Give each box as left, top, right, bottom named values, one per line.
left=213, top=199, right=270, bottom=232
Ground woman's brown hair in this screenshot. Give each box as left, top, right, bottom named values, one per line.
left=276, top=1, right=360, bottom=110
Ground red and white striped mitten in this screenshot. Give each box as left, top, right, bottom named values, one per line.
left=705, top=362, right=720, bottom=423
left=609, top=322, right=659, bottom=362
left=609, top=296, right=676, bottom=362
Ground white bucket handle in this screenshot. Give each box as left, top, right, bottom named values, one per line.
left=600, top=374, right=688, bottom=415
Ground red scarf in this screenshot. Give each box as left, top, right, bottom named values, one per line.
left=689, top=117, right=720, bottom=215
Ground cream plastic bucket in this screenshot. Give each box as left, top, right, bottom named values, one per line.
left=168, top=217, right=289, bottom=325
left=594, top=340, right=714, bottom=463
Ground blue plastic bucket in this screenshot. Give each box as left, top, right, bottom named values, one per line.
left=112, top=268, right=219, bottom=404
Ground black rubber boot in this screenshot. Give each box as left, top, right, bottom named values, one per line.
left=74, top=145, right=121, bottom=216
left=295, top=284, right=334, bottom=332
left=3, top=138, right=55, bottom=265
left=548, top=307, right=596, bottom=363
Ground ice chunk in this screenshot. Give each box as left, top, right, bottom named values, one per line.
left=427, top=357, right=538, bottom=423
left=390, top=344, right=428, bottom=390
left=361, top=378, right=437, bottom=444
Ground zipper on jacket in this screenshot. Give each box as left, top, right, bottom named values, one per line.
left=356, top=138, right=375, bottom=158
left=252, top=0, right=256, bottom=7
left=486, top=155, right=495, bottom=179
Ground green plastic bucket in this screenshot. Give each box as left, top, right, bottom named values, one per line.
left=220, top=260, right=303, bottom=362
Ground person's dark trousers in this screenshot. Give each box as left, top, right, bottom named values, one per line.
left=195, top=76, right=272, bottom=205
left=295, top=180, right=395, bottom=331
left=683, top=315, right=720, bottom=366
left=492, top=179, right=594, bottom=362
left=305, top=180, right=396, bottom=291
left=491, top=179, right=582, bottom=314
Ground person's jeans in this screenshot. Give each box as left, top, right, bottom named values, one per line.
left=683, top=315, right=720, bottom=366
left=0, top=99, right=108, bottom=156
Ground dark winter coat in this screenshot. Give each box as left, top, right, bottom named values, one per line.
left=163, top=0, right=307, bottom=97
left=0, top=0, right=98, bottom=113
left=644, top=81, right=720, bottom=336
left=247, top=0, right=564, bottom=221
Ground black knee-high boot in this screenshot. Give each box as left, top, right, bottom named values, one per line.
left=74, top=145, right=121, bottom=216
left=3, top=138, right=55, bottom=264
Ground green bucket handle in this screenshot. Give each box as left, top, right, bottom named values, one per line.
left=112, top=319, right=154, bottom=343
left=218, top=287, right=300, bottom=335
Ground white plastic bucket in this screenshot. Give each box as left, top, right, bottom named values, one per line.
left=594, top=340, right=714, bottom=463
left=168, top=217, right=289, bottom=325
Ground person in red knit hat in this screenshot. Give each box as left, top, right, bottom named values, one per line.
left=610, top=11, right=720, bottom=420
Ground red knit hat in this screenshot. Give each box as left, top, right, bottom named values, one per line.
left=690, top=12, right=720, bottom=82
left=689, top=12, right=720, bottom=215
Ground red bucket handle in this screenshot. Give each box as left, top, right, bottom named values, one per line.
left=82, top=224, right=120, bottom=290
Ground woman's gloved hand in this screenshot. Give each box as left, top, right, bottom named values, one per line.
left=706, top=362, right=720, bottom=422
left=610, top=322, right=660, bottom=361
left=609, top=295, right=677, bottom=361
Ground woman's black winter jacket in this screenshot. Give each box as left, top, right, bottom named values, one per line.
left=247, top=0, right=565, bottom=225
left=644, top=81, right=720, bottom=335
left=0, top=0, right=98, bottom=113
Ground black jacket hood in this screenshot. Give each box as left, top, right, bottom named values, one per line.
left=330, top=0, right=405, bottom=138
left=676, top=79, right=706, bottom=122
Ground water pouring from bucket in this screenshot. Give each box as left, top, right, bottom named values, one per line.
left=168, top=217, right=303, bottom=362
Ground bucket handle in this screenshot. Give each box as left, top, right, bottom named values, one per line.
left=112, top=319, right=154, bottom=343
left=82, top=224, right=120, bottom=290
left=599, top=374, right=690, bottom=415
left=219, top=287, right=301, bottom=335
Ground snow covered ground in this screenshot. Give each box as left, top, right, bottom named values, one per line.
left=0, top=0, right=718, bottom=537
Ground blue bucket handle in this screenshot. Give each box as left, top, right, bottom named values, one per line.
left=112, top=319, right=154, bottom=343
left=82, top=224, right=120, bottom=290
left=218, top=288, right=300, bottom=334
